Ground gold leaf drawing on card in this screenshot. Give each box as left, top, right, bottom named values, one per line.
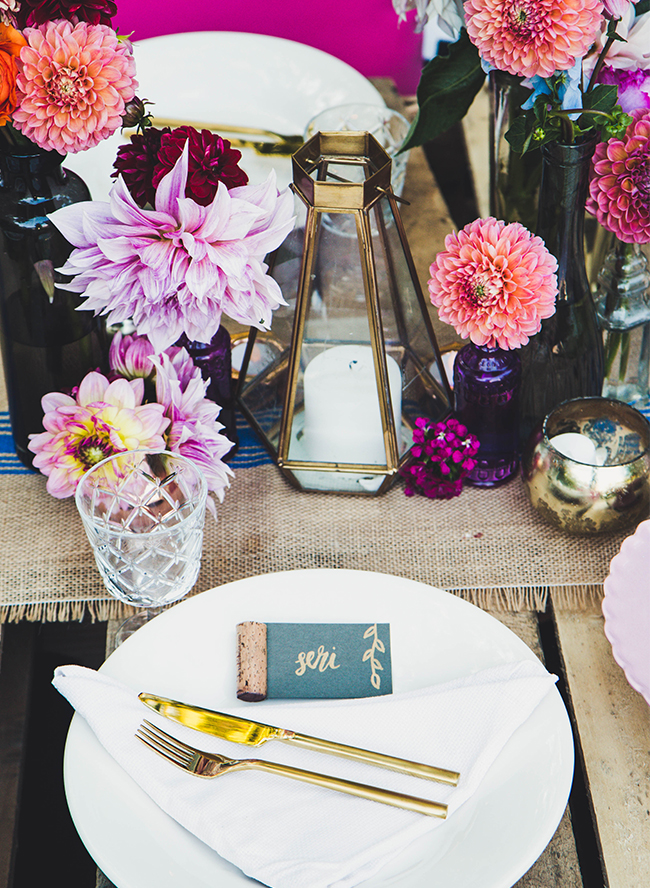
left=362, top=624, right=385, bottom=690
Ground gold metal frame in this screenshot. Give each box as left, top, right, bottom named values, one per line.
left=237, top=132, right=452, bottom=494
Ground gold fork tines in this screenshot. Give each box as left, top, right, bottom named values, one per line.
left=136, top=720, right=448, bottom=818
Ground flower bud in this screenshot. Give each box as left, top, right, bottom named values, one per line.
left=121, top=96, right=152, bottom=130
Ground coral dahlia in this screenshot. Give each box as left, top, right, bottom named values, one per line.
left=49, top=143, right=295, bottom=352
left=13, top=19, right=137, bottom=153
left=465, top=0, right=605, bottom=79
left=27, top=371, right=169, bottom=498
left=586, top=108, right=650, bottom=243
left=428, top=217, right=558, bottom=350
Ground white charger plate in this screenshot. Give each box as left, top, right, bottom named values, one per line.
left=63, top=569, right=573, bottom=888
left=64, top=31, right=384, bottom=200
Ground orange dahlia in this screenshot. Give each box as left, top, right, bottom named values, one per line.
left=13, top=19, right=136, bottom=153
left=0, top=23, right=26, bottom=125
left=465, top=0, right=605, bottom=80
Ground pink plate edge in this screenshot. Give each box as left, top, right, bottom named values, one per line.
left=602, top=518, right=650, bottom=706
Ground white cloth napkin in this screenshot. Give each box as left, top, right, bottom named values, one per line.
left=54, top=661, right=557, bottom=888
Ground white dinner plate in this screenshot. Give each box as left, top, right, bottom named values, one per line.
left=63, top=569, right=573, bottom=888
left=64, top=31, right=384, bottom=200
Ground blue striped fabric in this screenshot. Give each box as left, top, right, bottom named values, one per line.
left=0, top=410, right=272, bottom=474
left=0, top=414, right=31, bottom=474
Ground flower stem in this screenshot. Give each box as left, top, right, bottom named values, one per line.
left=586, top=20, right=621, bottom=93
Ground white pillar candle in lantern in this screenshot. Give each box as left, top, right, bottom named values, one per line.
left=302, top=345, right=402, bottom=465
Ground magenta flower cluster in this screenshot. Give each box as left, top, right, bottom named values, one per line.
left=402, top=416, right=480, bottom=500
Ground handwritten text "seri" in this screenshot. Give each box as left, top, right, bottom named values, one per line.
left=295, top=645, right=341, bottom=676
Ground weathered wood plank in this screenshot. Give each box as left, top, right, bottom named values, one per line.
left=0, top=622, right=36, bottom=888
left=489, top=611, right=584, bottom=888
left=553, top=604, right=650, bottom=888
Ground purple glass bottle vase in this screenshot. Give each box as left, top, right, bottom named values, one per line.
left=177, top=325, right=238, bottom=460
left=453, top=343, right=521, bottom=486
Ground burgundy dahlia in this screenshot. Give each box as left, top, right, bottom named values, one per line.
left=15, top=0, right=117, bottom=27
left=112, top=127, right=168, bottom=209
left=152, top=126, right=248, bottom=205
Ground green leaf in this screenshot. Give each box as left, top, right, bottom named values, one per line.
left=400, top=30, right=486, bottom=150
left=636, top=0, right=649, bottom=13
left=505, top=113, right=535, bottom=154
left=583, top=84, right=618, bottom=114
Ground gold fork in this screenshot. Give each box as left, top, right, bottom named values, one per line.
left=136, top=720, right=447, bottom=818
left=147, top=117, right=304, bottom=156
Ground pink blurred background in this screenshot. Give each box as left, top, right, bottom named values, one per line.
left=113, top=1, right=423, bottom=94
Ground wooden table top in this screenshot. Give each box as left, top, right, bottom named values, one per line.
left=0, top=81, right=648, bottom=888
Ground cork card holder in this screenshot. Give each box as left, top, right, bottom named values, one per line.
left=237, top=621, right=393, bottom=702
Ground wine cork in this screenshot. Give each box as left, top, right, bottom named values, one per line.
left=236, top=621, right=268, bottom=701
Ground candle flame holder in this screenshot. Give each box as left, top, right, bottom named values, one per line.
left=522, top=397, right=650, bottom=534
left=236, top=132, right=452, bottom=494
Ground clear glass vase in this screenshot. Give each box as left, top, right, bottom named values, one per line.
left=0, top=135, right=108, bottom=467
left=453, top=343, right=521, bottom=487
left=518, top=138, right=604, bottom=446
left=489, top=70, right=542, bottom=231
left=595, top=239, right=650, bottom=412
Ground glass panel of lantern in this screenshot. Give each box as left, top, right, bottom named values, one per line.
left=236, top=132, right=452, bottom=494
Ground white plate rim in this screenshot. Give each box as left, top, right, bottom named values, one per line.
left=63, top=568, right=574, bottom=888
left=63, top=30, right=385, bottom=200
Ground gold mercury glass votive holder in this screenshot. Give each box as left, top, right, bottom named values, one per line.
left=521, top=397, right=650, bottom=534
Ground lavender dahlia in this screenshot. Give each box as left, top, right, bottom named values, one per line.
left=152, top=351, right=233, bottom=503
left=109, top=331, right=234, bottom=503
left=48, top=143, right=295, bottom=352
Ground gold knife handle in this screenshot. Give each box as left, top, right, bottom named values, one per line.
left=283, top=733, right=460, bottom=786
left=242, top=759, right=447, bottom=818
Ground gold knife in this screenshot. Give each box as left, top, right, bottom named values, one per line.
left=139, top=692, right=460, bottom=786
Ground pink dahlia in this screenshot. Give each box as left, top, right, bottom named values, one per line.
left=586, top=109, right=650, bottom=243
left=428, top=217, right=558, bottom=350
left=465, top=0, right=605, bottom=79
left=152, top=351, right=233, bottom=503
left=27, top=371, right=169, bottom=498
left=13, top=19, right=137, bottom=154
left=49, top=143, right=295, bottom=352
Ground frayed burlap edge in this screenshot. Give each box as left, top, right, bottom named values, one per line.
left=0, top=582, right=604, bottom=623
left=0, top=598, right=137, bottom=623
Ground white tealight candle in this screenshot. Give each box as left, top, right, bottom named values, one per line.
left=302, top=345, right=402, bottom=465
left=549, top=432, right=599, bottom=465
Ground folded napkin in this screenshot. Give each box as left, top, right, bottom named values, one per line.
left=54, top=661, right=557, bottom=888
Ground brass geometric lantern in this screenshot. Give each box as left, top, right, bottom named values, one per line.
left=236, top=131, right=452, bottom=494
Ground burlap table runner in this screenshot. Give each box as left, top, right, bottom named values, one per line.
left=0, top=454, right=629, bottom=622
left=0, top=135, right=632, bottom=622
